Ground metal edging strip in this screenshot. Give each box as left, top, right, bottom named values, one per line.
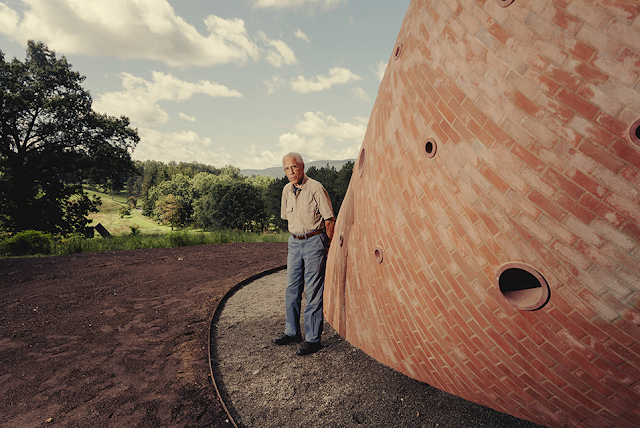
left=207, top=264, right=287, bottom=428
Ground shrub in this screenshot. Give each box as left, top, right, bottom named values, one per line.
left=165, top=231, right=190, bottom=247
left=2, top=230, right=52, bottom=256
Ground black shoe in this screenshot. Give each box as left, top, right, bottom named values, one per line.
left=272, top=333, right=302, bottom=345
left=296, top=341, right=322, bottom=356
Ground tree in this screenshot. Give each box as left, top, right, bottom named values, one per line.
left=62, top=193, right=102, bottom=235
left=306, top=162, right=353, bottom=216
left=155, top=194, right=184, bottom=228
left=0, top=41, right=139, bottom=234
left=246, top=174, right=276, bottom=230
left=147, top=174, right=193, bottom=224
left=197, top=181, right=265, bottom=231
left=264, top=175, right=289, bottom=231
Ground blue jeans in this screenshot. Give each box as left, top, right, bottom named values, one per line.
left=284, top=232, right=328, bottom=343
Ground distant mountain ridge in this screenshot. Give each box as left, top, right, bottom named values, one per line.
left=241, top=159, right=355, bottom=178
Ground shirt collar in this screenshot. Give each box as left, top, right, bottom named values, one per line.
left=291, top=175, right=308, bottom=194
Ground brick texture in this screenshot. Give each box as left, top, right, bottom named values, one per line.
left=324, top=1, right=640, bottom=427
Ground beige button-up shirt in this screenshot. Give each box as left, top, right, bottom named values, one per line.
left=281, top=176, right=334, bottom=235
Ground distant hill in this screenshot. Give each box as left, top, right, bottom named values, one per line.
left=241, top=159, right=355, bottom=178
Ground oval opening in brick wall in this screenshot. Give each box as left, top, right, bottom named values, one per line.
left=425, top=138, right=437, bottom=158
left=497, top=0, right=515, bottom=7
left=629, top=118, right=640, bottom=147
left=357, top=148, right=366, bottom=178
left=495, top=263, right=550, bottom=311
left=394, top=43, right=403, bottom=59
left=374, top=247, right=384, bottom=264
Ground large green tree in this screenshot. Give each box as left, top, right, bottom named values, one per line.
left=147, top=173, right=193, bottom=224
left=197, top=181, right=265, bottom=231
left=0, top=41, right=139, bottom=234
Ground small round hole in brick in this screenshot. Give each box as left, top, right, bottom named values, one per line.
left=425, top=139, right=437, bottom=159
left=496, top=263, right=549, bottom=311
left=357, top=148, right=366, bottom=178
left=497, top=0, right=515, bottom=7
left=374, top=247, right=384, bottom=264
left=629, top=118, right=640, bottom=147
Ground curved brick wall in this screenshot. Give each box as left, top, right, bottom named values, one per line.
left=324, top=1, right=640, bottom=427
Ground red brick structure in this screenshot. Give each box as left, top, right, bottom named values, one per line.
left=324, top=1, right=640, bottom=427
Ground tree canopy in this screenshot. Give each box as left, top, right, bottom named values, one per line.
left=0, top=41, right=139, bottom=234
left=123, top=160, right=354, bottom=233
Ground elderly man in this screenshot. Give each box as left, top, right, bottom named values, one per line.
left=272, top=152, right=335, bottom=356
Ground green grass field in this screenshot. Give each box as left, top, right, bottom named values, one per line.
left=85, top=189, right=172, bottom=235
left=1, top=189, right=289, bottom=257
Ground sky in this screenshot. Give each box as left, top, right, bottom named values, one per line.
left=0, top=0, right=411, bottom=170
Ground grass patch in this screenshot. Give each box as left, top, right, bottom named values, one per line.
left=1, top=189, right=289, bottom=258
left=1, top=230, right=289, bottom=258
left=85, top=188, right=171, bottom=235
left=51, top=230, right=289, bottom=255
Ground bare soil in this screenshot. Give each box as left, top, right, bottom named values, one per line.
left=1, top=243, right=287, bottom=428
left=1, top=243, right=543, bottom=427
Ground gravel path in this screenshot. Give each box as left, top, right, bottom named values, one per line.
left=211, top=270, right=544, bottom=428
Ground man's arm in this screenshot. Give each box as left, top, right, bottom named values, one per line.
left=325, top=217, right=335, bottom=244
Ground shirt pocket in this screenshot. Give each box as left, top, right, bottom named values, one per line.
left=284, top=203, right=294, bottom=219
left=299, top=200, right=318, bottom=225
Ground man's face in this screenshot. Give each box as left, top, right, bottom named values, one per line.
left=283, top=156, right=305, bottom=185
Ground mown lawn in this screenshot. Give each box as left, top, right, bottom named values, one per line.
left=85, top=189, right=172, bottom=235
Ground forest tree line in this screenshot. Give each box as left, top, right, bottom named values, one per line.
left=121, top=160, right=354, bottom=232
left=1, top=41, right=352, bottom=238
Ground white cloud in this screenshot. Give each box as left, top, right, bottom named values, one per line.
left=252, top=0, right=348, bottom=10
left=277, top=133, right=358, bottom=162
left=264, top=75, right=286, bottom=94
left=93, top=71, right=242, bottom=125
left=242, top=144, right=283, bottom=169
left=241, top=134, right=358, bottom=169
left=278, top=133, right=327, bottom=158
left=290, top=67, right=362, bottom=93
left=179, top=112, right=196, bottom=122
left=352, top=87, right=369, bottom=102
left=375, top=60, right=387, bottom=81
left=293, top=111, right=367, bottom=141
left=294, top=28, right=309, bottom=43
left=258, top=31, right=297, bottom=68
left=0, top=0, right=267, bottom=67
left=239, top=111, right=365, bottom=168
left=133, top=128, right=235, bottom=166
left=0, top=4, right=19, bottom=35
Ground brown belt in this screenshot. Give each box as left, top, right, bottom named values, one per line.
left=292, top=230, right=324, bottom=239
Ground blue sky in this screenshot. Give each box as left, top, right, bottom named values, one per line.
left=0, top=0, right=410, bottom=169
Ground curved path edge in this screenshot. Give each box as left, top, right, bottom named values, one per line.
left=207, top=264, right=287, bottom=428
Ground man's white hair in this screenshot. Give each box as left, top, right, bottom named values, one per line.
left=282, top=152, right=304, bottom=165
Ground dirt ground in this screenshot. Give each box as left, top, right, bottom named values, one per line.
left=1, top=243, right=543, bottom=428
left=1, top=243, right=287, bottom=428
